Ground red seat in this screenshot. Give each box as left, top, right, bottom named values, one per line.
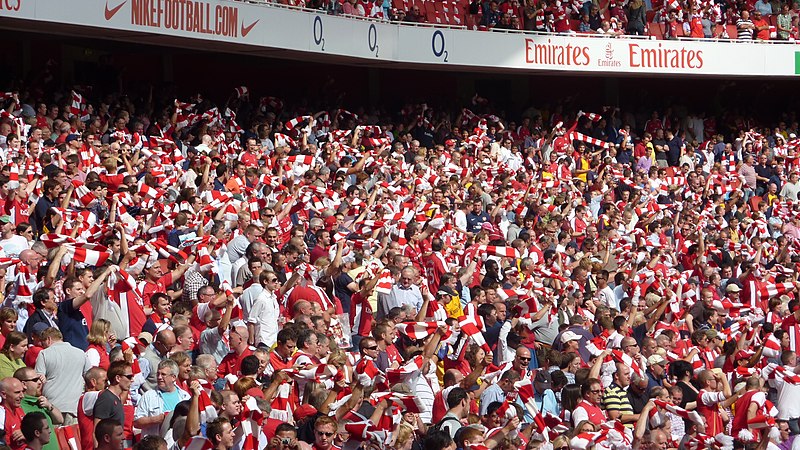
left=392, top=0, right=405, bottom=11
left=726, top=23, right=737, bottom=37
left=749, top=195, right=763, bottom=212
left=646, top=10, right=655, bottom=21
left=647, top=21, right=665, bottom=38
left=450, top=2, right=465, bottom=25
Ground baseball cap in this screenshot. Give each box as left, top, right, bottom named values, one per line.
left=138, top=332, right=154, bottom=345
left=294, top=404, right=318, bottom=421
left=31, top=322, right=50, bottom=336
left=647, top=354, right=666, bottom=366
left=65, top=134, right=81, bottom=143
left=0, top=215, right=11, bottom=224
left=735, top=350, right=753, bottom=360
left=534, top=370, right=552, bottom=392
left=726, top=284, right=742, bottom=293
left=560, top=331, right=581, bottom=344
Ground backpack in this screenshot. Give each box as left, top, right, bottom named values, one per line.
left=429, top=416, right=463, bottom=440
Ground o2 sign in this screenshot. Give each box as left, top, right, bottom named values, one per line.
left=432, top=30, right=448, bottom=62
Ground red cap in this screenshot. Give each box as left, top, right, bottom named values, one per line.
left=294, top=404, right=318, bottom=420
left=325, top=216, right=337, bottom=229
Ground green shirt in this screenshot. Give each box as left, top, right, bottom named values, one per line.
left=0, top=353, right=25, bottom=380
left=20, top=394, right=59, bottom=450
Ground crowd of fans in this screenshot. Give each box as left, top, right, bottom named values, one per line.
left=271, top=0, right=800, bottom=39
left=0, top=82, right=797, bottom=450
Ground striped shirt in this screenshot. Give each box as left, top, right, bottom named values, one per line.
left=603, top=383, right=635, bottom=428
left=737, top=19, right=754, bottom=40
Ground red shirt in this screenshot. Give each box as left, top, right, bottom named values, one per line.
left=24, top=346, right=42, bottom=369
left=77, top=393, right=96, bottom=450
left=268, top=350, right=293, bottom=374
left=4, top=404, right=26, bottom=450
left=350, top=292, right=373, bottom=337
left=240, top=152, right=259, bottom=168
left=690, top=16, right=704, bottom=38
left=574, top=399, right=606, bottom=426
left=217, top=347, right=254, bottom=378
left=753, top=18, right=770, bottom=39
left=86, top=343, right=110, bottom=370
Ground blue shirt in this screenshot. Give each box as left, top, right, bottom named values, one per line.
left=161, top=389, right=182, bottom=412
left=480, top=384, right=505, bottom=415
left=58, top=299, right=89, bottom=350
left=466, top=212, right=490, bottom=233
left=535, top=388, right=560, bottom=416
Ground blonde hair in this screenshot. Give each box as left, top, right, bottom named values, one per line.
left=87, top=319, right=111, bottom=346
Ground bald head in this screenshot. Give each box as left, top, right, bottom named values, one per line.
left=443, top=369, right=464, bottom=387
left=0, top=377, right=24, bottom=408
left=233, top=326, right=249, bottom=341
left=155, top=329, right=176, bottom=355
left=19, top=249, right=36, bottom=262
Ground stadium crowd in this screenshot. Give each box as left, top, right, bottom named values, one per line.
left=0, top=83, right=795, bottom=450
left=274, top=0, right=800, bottom=40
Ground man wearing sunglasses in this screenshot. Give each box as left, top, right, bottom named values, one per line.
left=93, top=362, right=133, bottom=434
left=312, top=415, right=338, bottom=450
left=14, top=367, right=62, bottom=450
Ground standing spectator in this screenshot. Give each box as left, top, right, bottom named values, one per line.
left=776, top=3, right=792, bottom=39
left=140, top=329, right=176, bottom=392
left=93, top=361, right=133, bottom=429
left=14, top=367, right=63, bottom=450
left=754, top=0, right=773, bottom=15
left=133, top=360, right=190, bottom=437
left=737, top=10, right=756, bottom=39
left=752, top=10, right=771, bottom=39
left=58, top=264, right=117, bottom=351
left=625, top=0, right=646, bottom=34
left=0, top=377, right=26, bottom=450
left=34, top=328, right=90, bottom=425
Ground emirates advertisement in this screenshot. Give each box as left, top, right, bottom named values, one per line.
left=524, top=37, right=705, bottom=71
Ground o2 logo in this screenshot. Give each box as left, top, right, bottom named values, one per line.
left=431, top=30, right=448, bottom=62
left=368, top=23, right=379, bottom=57
left=313, top=16, right=325, bottom=51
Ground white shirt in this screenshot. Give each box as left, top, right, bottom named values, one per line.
left=0, top=235, right=29, bottom=257
left=239, top=283, right=264, bottom=321
left=248, top=288, right=281, bottom=347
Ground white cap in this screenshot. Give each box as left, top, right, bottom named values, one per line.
left=561, top=331, right=582, bottom=344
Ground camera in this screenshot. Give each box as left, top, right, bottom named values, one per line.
left=281, top=438, right=292, bottom=446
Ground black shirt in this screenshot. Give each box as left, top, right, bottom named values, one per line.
left=94, top=389, right=125, bottom=426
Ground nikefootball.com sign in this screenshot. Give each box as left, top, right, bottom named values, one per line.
left=1, top=0, right=797, bottom=76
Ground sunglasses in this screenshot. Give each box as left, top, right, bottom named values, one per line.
left=315, top=431, right=334, bottom=437
left=364, top=346, right=379, bottom=351
left=121, top=374, right=134, bottom=380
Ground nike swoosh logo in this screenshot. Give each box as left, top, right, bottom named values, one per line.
left=241, top=19, right=259, bottom=37
left=105, top=0, right=127, bottom=20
